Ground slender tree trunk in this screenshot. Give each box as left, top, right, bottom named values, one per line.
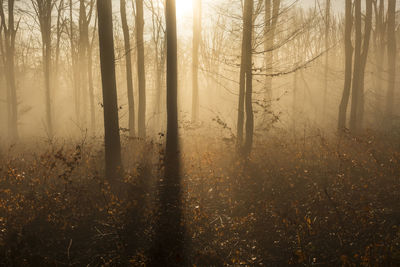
left=121, top=0, right=135, bottom=137
left=79, top=0, right=89, bottom=128
left=97, top=0, right=122, bottom=179
left=70, top=0, right=80, bottom=126
left=237, top=35, right=246, bottom=147
left=264, top=0, right=280, bottom=101
left=356, top=0, right=372, bottom=130
left=87, top=43, right=96, bottom=133
left=136, top=0, right=146, bottom=138
left=191, top=0, right=201, bottom=123
left=88, top=7, right=97, bottom=134
left=151, top=0, right=185, bottom=264
left=374, top=0, right=385, bottom=125
left=349, top=0, right=362, bottom=133
left=243, top=0, right=254, bottom=156
left=323, top=0, right=330, bottom=120
left=166, top=0, right=179, bottom=175
left=237, top=0, right=254, bottom=154
left=384, top=0, right=397, bottom=129
left=338, top=0, right=353, bottom=131
left=0, top=0, right=19, bottom=141
left=35, top=0, right=54, bottom=138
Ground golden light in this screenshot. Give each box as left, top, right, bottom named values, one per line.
left=175, top=0, right=193, bottom=19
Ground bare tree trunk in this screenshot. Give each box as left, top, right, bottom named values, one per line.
left=88, top=15, right=97, bottom=134
left=79, top=0, right=89, bottom=128
left=349, top=0, right=362, bottom=133
left=264, top=0, right=280, bottom=101
left=191, top=0, right=201, bottom=123
left=238, top=0, right=254, bottom=155
left=97, top=0, right=122, bottom=179
left=32, top=0, right=54, bottom=138
left=121, top=0, right=135, bottom=137
left=323, top=0, right=330, bottom=120
left=166, top=0, right=179, bottom=176
left=243, top=0, right=254, bottom=156
left=338, top=0, right=353, bottom=131
left=69, top=0, right=80, bottom=126
left=136, top=0, right=146, bottom=138
left=374, top=0, right=385, bottom=125
left=384, top=0, right=397, bottom=129
left=356, top=0, right=372, bottom=130
left=150, top=0, right=185, bottom=264
left=0, top=0, right=19, bottom=141
left=237, top=33, right=246, bottom=147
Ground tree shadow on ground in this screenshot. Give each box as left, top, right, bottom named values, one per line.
left=149, top=153, right=186, bottom=266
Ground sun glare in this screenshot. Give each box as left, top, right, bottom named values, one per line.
left=175, top=0, right=193, bottom=19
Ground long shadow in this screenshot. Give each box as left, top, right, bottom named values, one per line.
left=149, top=151, right=186, bottom=266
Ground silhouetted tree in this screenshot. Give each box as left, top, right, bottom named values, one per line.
left=237, top=0, right=254, bottom=155
left=97, top=0, right=122, bottom=179
left=120, top=0, right=135, bottom=137
left=323, top=0, right=330, bottom=119
left=264, top=0, right=280, bottom=100
left=0, top=0, right=19, bottom=141
left=32, top=0, right=54, bottom=138
left=136, top=0, right=146, bottom=138
left=192, top=0, right=201, bottom=123
left=349, top=0, right=372, bottom=132
left=338, top=0, right=353, bottom=130
left=384, top=0, right=396, bottom=129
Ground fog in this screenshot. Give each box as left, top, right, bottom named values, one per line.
left=0, top=0, right=399, bottom=265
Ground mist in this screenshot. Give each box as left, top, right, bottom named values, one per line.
left=0, top=0, right=399, bottom=265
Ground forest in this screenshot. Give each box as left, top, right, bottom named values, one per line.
left=0, top=0, right=399, bottom=265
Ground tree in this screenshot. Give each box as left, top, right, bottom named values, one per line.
left=0, top=0, right=19, bottom=141
left=147, top=0, right=165, bottom=133
left=384, top=0, right=396, bottom=129
left=373, top=0, right=385, bottom=124
left=338, top=0, right=353, bottom=130
left=349, top=0, right=372, bottom=132
left=32, top=0, right=54, bottom=138
left=78, top=0, right=95, bottom=129
left=120, top=0, right=135, bottom=137
left=237, top=0, right=254, bottom=155
left=264, top=0, right=280, bottom=101
left=68, top=0, right=80, bottom=126
left=151, top=0, right=184, bottom=264
left=136, top=0, right=146, bottom=138
left=192, top=0, right=201, bottom=123
left=323, top=0, right=330, bottom=119
left=97, top=0, right=122, bottom=179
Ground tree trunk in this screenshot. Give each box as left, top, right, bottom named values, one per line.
left=244, top=0, right=254, bottom=156
left=151, top=0, right=185, bottom=264
left=88, top=36, right=95, bottom=134
left=338, top=0, right=353, bottom=131
left=264, top=0, right=280, bottom=101
left=237, top=0, right=254, bottom=155
left=136, top=0, right=146, bottom=138
left=79, top=0, right=89, bottom=128
left=70, top=0, right=80, bottom=126
left=323, top=0, right=330, bottom=120
left=384, top=0, right=397, bottom=129
left=121, top=0, right=135, bottom=137
left=0, top=0, right=19, bottom=141
left=349, top=0, right=362, bottom=133
left=374, top=0, right=385, bottom=125
left=191, top=0, right=201, bottom=123
left=97, top=0, right=122, bottom=179
left=356, top=0, right=372, bottom=130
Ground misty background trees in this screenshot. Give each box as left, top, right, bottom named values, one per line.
left=0, top=0, right=398, bottom=155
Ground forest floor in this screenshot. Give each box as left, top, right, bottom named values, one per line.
left=0, top=128, right=399, bottom=266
